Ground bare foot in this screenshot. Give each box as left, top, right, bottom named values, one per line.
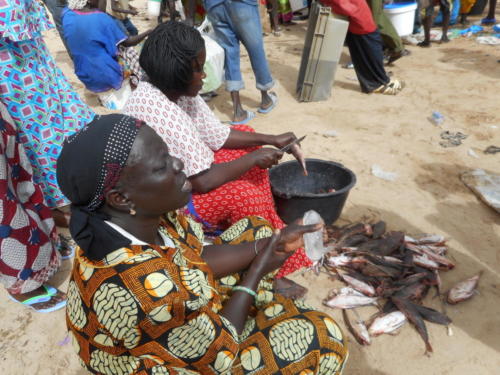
left=273, top=277, right=308, bottom=299
left=417, top=40, right=431, bottom=48
left=440, top=35, right=450, bottom=43
left=52, top=209, right=70, bottom=228
left=9, top=285, right=66, bottom=312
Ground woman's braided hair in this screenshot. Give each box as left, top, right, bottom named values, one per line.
left=139, top=21, right=205, bottom=95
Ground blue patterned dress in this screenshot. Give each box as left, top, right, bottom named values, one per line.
left=0, top=0, right=95, bottom=208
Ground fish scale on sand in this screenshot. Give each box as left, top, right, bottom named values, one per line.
left=321, top=221, right=481, bottom=354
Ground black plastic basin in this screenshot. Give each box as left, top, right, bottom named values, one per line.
left=270, top=159, right=356, bottom=225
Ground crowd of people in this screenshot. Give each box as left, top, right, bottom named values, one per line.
left=0, top=0, right=497, bottom=374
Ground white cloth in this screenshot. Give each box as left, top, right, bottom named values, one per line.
left=124, top=81, right=230, bottom=177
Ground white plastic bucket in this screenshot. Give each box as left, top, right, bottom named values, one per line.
left=383, top=2, right=417, bottom=37
left=290, top=0, right=308, bottom=12
left=147, top=0, right=162, bottom=17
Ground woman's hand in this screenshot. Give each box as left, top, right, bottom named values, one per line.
left=271, top=133, right=307, bottom=175
left=275, top=219, right=323, bottom=253
left=272, top=132, right=298, bottom=150
left=249, top=221, right=323, bottom=277
left=251, top=148, right=283, bottom=169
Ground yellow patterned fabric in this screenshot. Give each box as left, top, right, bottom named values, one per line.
left=67, top=213, right=348, bottom=374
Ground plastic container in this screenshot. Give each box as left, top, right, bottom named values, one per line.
left=290, top=0, right=308, bottom=12
left=383, top=2, right=418, bottom=37
left=269, top=159, right=356, bottom=225
left=302, top=210, right=327, bottom=261
left=147, top=0, right=162, bottom=18
left=296, top=3, right=348, bottom=102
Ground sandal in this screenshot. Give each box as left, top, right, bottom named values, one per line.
left=7, top=285, right=67, bottom=313
left=230, top=110, right=255, bottom=125
left=373, top=80, right=405, bottom=95
left=481, top=17, right=496, bottom=25
left=258, top=92, right=278, bottom=114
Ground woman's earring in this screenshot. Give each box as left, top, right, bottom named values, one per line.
left=129, top=208, right=136, bottom=216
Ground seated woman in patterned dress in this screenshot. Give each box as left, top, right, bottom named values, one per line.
left=62, top=0, right=151, bottom=109
left=56, top=114, right=348, bottom=375
left=124, top=21, right=311, bottom=298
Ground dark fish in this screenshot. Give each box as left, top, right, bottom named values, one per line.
left=358, top=238, right=385, bottom=253
left=343, top=309, right=371, bottom=345
left=372, top=221, right=387, bottom=239
left=393, top=272, right=428, bottom=287
left=381, top=300, right=398, bottom=314
left=392, top=297, right=433, bottom=354
left=361, top=263, right=400, bottom=278
left=343, top=234, right=371, bottom=247
left=394, top=282, right=430, bottom=302
left=414, top=304, right=452, bottom=326
left=375, top=231, right=405, bottom=256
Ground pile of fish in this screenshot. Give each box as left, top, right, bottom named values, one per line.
left=321, top=221, right=481, bottom=354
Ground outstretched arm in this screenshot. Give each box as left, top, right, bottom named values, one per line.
left=120, top=29, right=153, bottom=47
left=188, top=148, right=283, bottom=193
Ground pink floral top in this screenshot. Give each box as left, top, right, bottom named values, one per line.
left=124, top=81, right=230, bottom=177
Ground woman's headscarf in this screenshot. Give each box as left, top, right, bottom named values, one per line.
left=68, top=0, right=88, bottom=10
left=57, top=114, right=144, bottom=259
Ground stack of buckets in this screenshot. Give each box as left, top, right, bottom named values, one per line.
left=383, top=1, right=418, bottom=36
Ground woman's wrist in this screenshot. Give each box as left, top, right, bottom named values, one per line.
left=264, top=134, right=278, bottom=147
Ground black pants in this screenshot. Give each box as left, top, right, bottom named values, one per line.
left=346, top=31, right=390, bottom=93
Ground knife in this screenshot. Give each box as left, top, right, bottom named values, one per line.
left=279, top=135, right=306, bottom=153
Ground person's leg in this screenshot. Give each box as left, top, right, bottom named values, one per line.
left=440, top=0, right=451, bottom=43
left=268, top=0, right=281, bottom=35
left=121, top=17, right=139, bottom=36
left=207, top=3, right=248, bottom=122
left=485, top=0, right=498, bottom=20
left=227, top=1, right=276, bottom=111
left=345, top=31, right=391, bottom=93
left=418, top=4, right=434, bottom=47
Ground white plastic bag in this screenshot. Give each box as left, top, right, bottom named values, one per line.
left=97, top=79, right=132, bottom=110
left=200, top=33, right=225, bottom=94
left=461, top=169, right=500, bottom=213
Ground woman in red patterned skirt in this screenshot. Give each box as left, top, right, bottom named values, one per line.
left=124, top=21, right=311, bottom=297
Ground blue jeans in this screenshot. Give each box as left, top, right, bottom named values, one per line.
left=121, top=17, right=139, bottom=36
left=206, top=0, right=274, bottom=92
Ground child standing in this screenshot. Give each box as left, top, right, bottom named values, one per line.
left=418, top=0, right=450, bottom=47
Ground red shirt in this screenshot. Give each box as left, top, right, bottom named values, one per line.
left=320, top=0, right=377, bottom=34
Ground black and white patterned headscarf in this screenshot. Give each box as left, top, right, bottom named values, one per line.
left=57, top=114, right=144, bottom=259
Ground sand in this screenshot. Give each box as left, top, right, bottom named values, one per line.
left=1, top=2, right=499, bottom=374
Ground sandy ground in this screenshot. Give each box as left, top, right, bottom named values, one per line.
left=1, top=2, right=499, bottom=374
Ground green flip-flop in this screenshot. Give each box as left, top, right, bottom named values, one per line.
left=7, top=285, right=66, bottom=313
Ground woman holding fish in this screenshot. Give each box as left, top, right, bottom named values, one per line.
left=124, top=22, right=311, bottom=296
left=57, top=113, right=348, bottom=374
